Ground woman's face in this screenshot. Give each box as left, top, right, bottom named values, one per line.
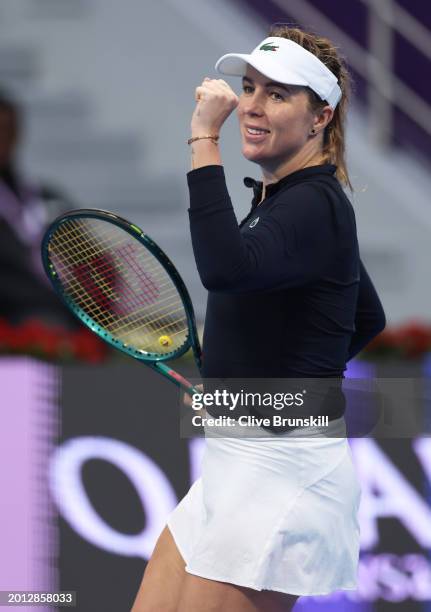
left=237, top=65, right=315, bottom=169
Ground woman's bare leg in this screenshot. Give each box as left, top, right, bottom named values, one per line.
left=131, top=526, right=186, bottom=612
left=176, top=573, right=299, bottom=612
left=131, top=525, right=299, bottom=612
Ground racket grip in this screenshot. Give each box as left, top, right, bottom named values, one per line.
left=153, top=362, right=201, bottom=396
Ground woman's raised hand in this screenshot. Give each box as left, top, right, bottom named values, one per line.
left=191, top=78, right=239, bottom=135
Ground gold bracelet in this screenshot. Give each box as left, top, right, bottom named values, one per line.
left=187, top=134, right=219, bottom=145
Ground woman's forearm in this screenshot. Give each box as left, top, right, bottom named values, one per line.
left=190, top=139, right=223, bottom=170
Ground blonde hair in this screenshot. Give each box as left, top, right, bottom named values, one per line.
left=268, top=24, right=352, bottom=189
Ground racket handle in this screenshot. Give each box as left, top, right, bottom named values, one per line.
left=152, top=361, right=201, bottom=396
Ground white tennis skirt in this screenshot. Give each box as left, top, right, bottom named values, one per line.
left=167, top=416, right=361, bottom=597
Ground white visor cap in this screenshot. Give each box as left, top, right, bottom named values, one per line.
left=215, top=37, right=342, bottom=109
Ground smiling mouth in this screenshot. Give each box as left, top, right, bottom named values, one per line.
left=245, top=127, right=270, bottom=135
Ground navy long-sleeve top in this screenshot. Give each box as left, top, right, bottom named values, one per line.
left=187, top=164, right=386, bottom=421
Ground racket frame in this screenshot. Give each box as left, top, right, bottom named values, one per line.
left=41, top=208, right=202, bottom=394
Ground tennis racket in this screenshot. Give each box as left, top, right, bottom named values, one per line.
left=41, top=209, right=202, bottom=396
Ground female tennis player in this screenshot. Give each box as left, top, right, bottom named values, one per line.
left=132, top=25, right=385, bottom=612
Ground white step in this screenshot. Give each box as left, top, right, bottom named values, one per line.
left=24, top=132, right=141, bottom=163
left=0, top=45, right=39, bottom=86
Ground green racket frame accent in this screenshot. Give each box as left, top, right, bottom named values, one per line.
left=41, top=208, right=202, bottom=395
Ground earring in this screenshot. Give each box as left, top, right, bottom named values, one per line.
left=310, top=127, right=316, bottom=135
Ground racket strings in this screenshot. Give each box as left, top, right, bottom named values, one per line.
left=52, top=224, right=189, bottom=350
left=56, top=252, right=182, bottom=323
left=52, top=222, right=179, bottom=300
left=55, top=253, right=179, bottom=316
left=58, top=220, right=186, bottom=328
left=55, top=254, right=179, bottom=316
left=59, top=262, right=185, bottom=341
left=54, top=227, right=186, bottom=335
left=49, top=218, right=189, bottom=354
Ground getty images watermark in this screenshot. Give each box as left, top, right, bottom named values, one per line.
left=179, top=377, right=431, bottom=439
left=189, top=388, right=329, bottom=430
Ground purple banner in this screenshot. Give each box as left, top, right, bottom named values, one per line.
left=0, top=358, right=59, bottom=611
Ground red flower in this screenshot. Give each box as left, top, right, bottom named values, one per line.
left=0, top=318, right=109, bottom=363
left=363, top=318, right=431, bottom=359
left=0, top=318, right=12, bottom=345
left=72, top=328, right=108, bottom=363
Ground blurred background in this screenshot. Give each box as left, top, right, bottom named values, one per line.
left=0, top=0, right=430, bottom=610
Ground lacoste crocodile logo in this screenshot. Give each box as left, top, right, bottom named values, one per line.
left=259, top=43, right=279, bottom=52
left=249, top=217, right=260, bottom=228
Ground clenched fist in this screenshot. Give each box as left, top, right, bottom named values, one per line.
left=191, top=78, right=239, bottom=136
